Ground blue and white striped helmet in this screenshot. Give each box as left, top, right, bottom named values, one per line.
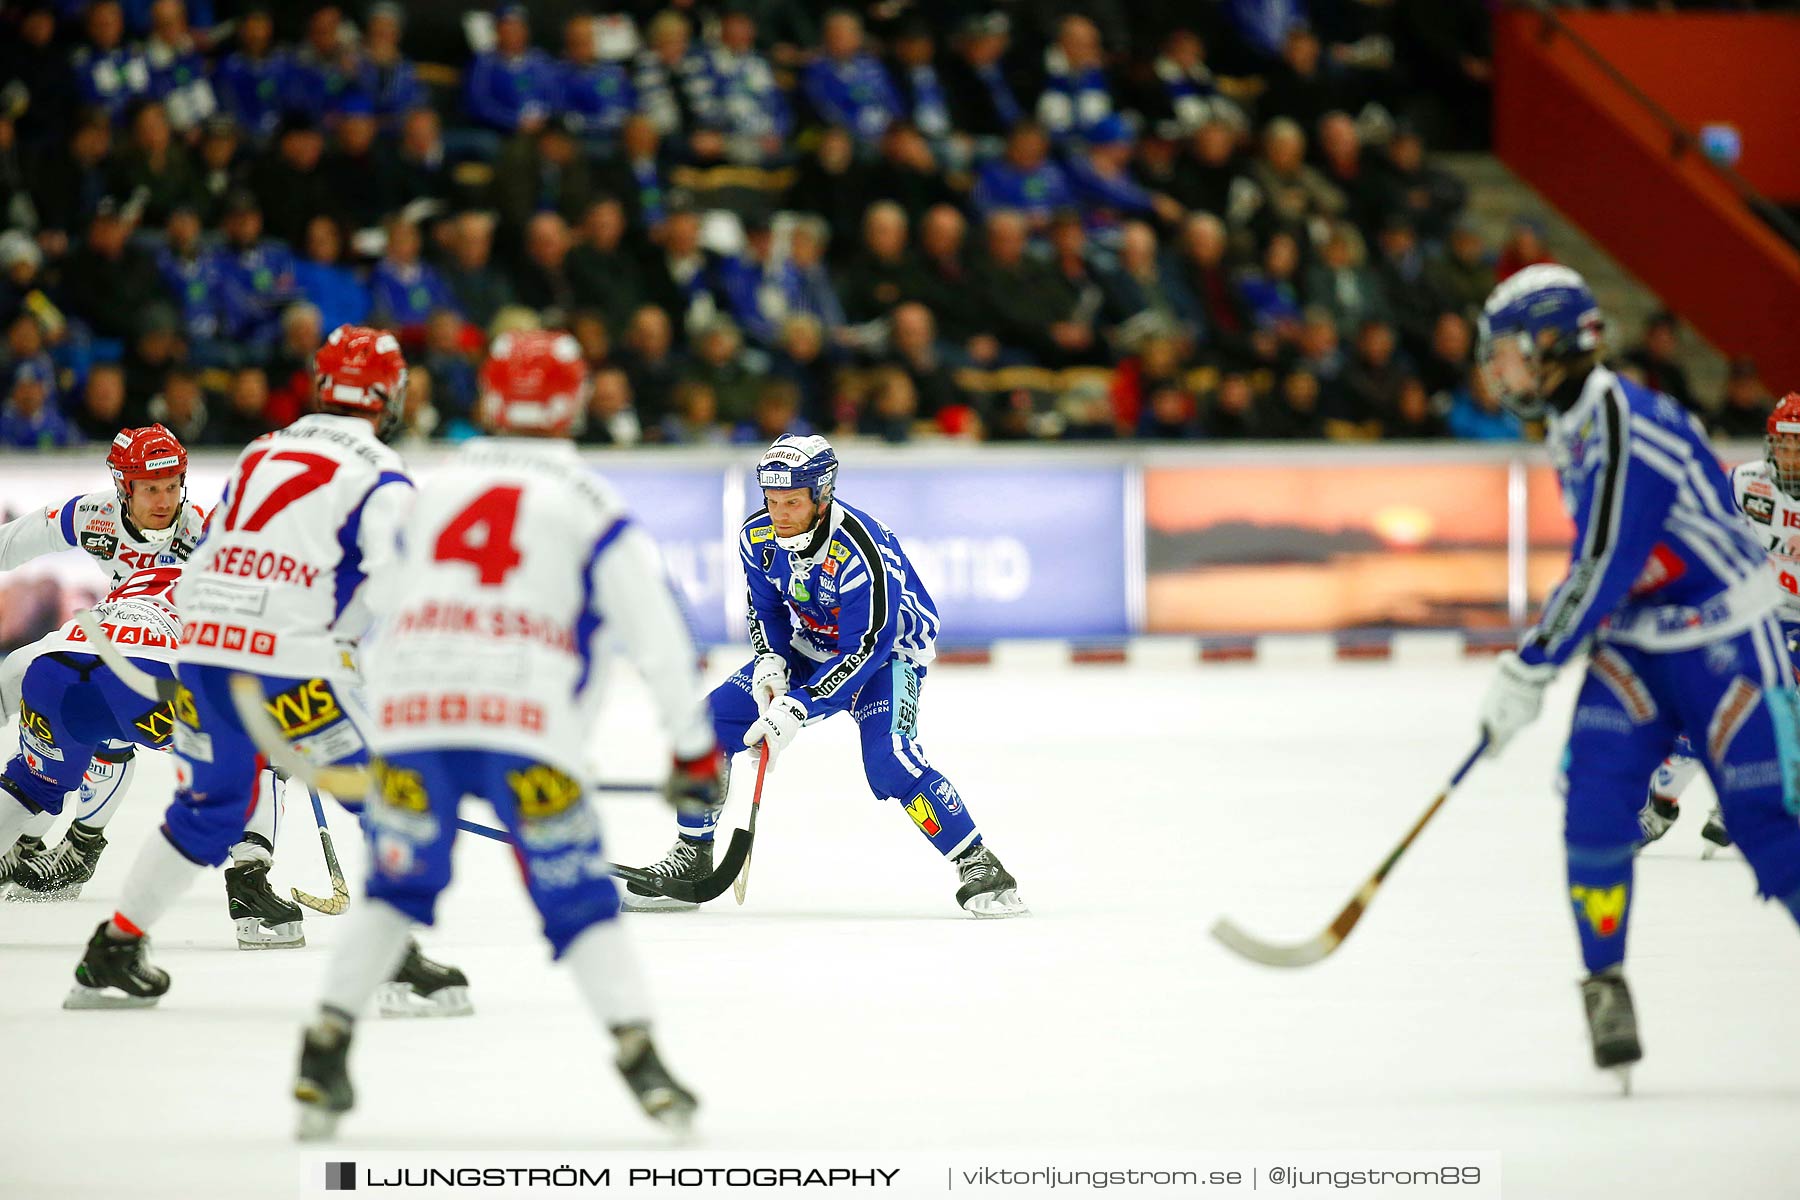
left=756, top=434, right=839, bottom=506
left=1477, top=264, right=1604, bottom=418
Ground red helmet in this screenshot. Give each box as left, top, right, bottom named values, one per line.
left=478, top=330, right=588, bottom=436
left=1766, top=392, right=1800, bottom=499
left=106, top=424, right=188, bottom=508
left=313, top=324, right=407, bottom=433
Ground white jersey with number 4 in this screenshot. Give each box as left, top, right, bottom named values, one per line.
left=1731, top=460, right=1800, bottom=623
left=176, top=413, right=411, bottom=679
left=363, top=438, right=713, bottom=776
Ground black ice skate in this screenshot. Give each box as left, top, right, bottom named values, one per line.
left=1636, top=796, right=1678, bottom=845
left=0, top=833, right=46, bottom=900
left=1580, top=966, right=1642, bottom=1094
left=613, top=1022, right=698, bottom=1134
left=12, top=821, right=107, bottom=902
left=225, top=858, right=306, bottom=948
left=1700, top=806, right=1732, bottom=859
left=375, top=939, right=473, bottom=1018
left=621, top=835, right=711, bottom=912
left=953, top=843, right=1028, bottom=918
left=294, top=1012, right=355, bottom=1141
left=63, top=921, right=170, bottom=1009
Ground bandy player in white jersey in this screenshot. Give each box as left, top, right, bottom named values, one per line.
left=0, top=567, right=181, bottom=900
left=62, top=325, right=461, bottom=1009
left=0, top=427, right=260, bottom=905
left=293, top=331, right=715, bottom=1138
left=1639, top=391, right=1800, bottom=850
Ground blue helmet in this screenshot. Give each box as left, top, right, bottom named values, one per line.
left=756, top=434, right=839, bottom=507
left=1477, top=264, right=1604, bottom=418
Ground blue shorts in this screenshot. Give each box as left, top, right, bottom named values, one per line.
left=1, top=650, right=173, bottom=815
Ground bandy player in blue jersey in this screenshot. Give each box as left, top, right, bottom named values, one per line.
left=625, top=435, right=1028, bottom=918
left=1474, top=265, right=1800, bottom=1087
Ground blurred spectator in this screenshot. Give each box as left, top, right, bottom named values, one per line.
left=1102, top=221, right=1202, bottom=345
left=121, top=304, right=186, bottom=417
left=155, top=205, right=225, bottom=350
left=942, top=12, right=1026, bottom=142
left=0, top=234, right=54, bottom=334
left=881, top=301, right=960, bottom=418
left=208, top=365, right=277, bottom=443
left=217, top=189, right=300, bottom=353
left=357, top=3, right=424, bottom=132
left=1624, top=311, right=1699, bottom=414
left=1388, top=376, right=1447, bottom=439
left=1370, top=125, right=1466, bottom=244
left=2, top=4, right=76, bottom=146
left=1711, top=358, right=1774, bottom=440
left=685, top=316, right=759, bottom=422
left=973, top=210, right=1086, bottom=365
left=1495, top=216, right=1554, bottom=281
left=689, top=8, right=789, bottom=164
left=620, top=304, right=682, bottom=427
left=511, top=212, right=578, bottom=323
left=5, top=313, right=58, bottom=410
left=1303, top=221, right=1388, bottom=339
left=72, top=1, right=151, bottom=125
left=1265, top=368, right=1327, bottom=439
left=1419, top=311, right=1473, bottom=396
left=293, top=214, right=370, bottom=331
left=72, top=362, right=129, bottom=441
left=147, top=365, right=208, bottom=443
left=1443, top=365, right=1522, bottom=441
left=559, top=14, right=635, bottom=144
left=601, top=115, right=671, bottom=231
left=1394, top=0, right=1492, bottom=150
left=63, top=198, right=165, bottom=342
left=321, top=98, right=400, bottom=231
left=569, top=309, right=611, bottom=375
left=660, top=377, right=727, bottom=444
left=1228, top=0, right=1310, bottom=60
left=972, top=123, right=1072, bottom=232
left=109, top=99, right=203, bottom=226
left=839, top=201, right=914, bottom=324
left=888, top=22, right=952, bottom=149
left=394, top=108, right=453, bottom=207
left=791, top=126, right=870, bottom=261
left=444, top=210, right=514, bottom=331
left=195, top=116, right=249, bottom=223
left=1139, top=30, right=1238, bottom=139
left=419, top=308, right=477, bottom=424
left=907, top=203, right=997, bottom=366
left=30, top=109, right=115, bottom=239
left=1237, top=231, right=1304, bottom=338
left=868, top=125, right=956, bottom=222
left=493, top=124, right=590, bottom=233
left=464, top=5, right=558, bottom=135
left=370, top=216, right=456, bottom=332
left=1036, top=14, right=1115, bottom=146
left=0, top=359, right=74, bottom=448
left=802, top=10, right=900, bottom=146
left=632, top=10, right=703, bottom=143
left=1315, top=112, right=1382, bottom=234
left=1339, top=318, right=1410, bottom=434
left=1203, top=371, right=1259, bottom=439
left=284, top=6, right=364, bottom=124
left=564, top=198, right=640, bottom=332
left=579, top=364, right=641, bottom=446
left=266, top=301, right=323, bottom=426
left=734, top=378, right=813, bottom=444
left=1043, top=213, right=1108, bottom=359
left=392, top=361, right=439, bottom=446
left=250, top=115, right=334, bottom=247
left=783, top=215, right=846, bottom=336
left=1260, top=25, right=1345, bottom=133
left=1064, top=116, right=1184, bottom=230
left=639, top=198, right=726, bottom=329
left=1243, top=117, right=1346, bottom=242
left=1140, top=381, right=1197, bottom=439
left=769, top=313, right=835, bottom=426
left=865, top=366, right=920, bottom=442
left=142, top=0, right=217, bottom=134
left=1425, top=219, right=1494, bottom=320
left=1170, top=115, right=1249, bottom=220
left=212, top=7, right=287, bottom=140
left=1372, top=216, right=1441, bottom=357
left=1175, top=213, right=1252, bottom=356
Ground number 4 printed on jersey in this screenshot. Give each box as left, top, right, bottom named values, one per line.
left=434, top=486, right=524, bottom=585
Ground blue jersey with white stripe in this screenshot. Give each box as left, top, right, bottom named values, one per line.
left=1521, top=366, right=1779, bottom=669
left=739, top=500, right=939, bottom=719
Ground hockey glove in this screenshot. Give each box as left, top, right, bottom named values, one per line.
left=665, top=745, right=726, bottom=818
left=745, top=694, right=807, bottom=763
left=1479, top=651, right=1555, bottom=755
left=751, top=652, right=790, bottom=712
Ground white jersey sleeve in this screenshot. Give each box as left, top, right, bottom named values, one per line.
left=0, top=493, right=83, bottom=570
left=0, top=489, right=208, bottom=584
left=590, top=523, right=715, bottom=761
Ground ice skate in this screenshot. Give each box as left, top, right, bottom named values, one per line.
left=294, top=1014, right=355, bottom=1141
left=953, top=843, right=1028, bottom=918
left=0, top=834, right=46, bottom=900
left=1636, top=796, right=1678, bottom=845
left=375, top=940, right=473, bottom=1017
left=613, top=1022, right=698, bottom=1134
left=1580, top=966, right=1641, bottom=1094
left=12, top=822, right=107, bottom=902
left=621, top=835, right=710, bottom=912
left=1700, top=806, right=1732, bottom=859
left=225, top=860, right=305, bottom=948
left=63, top=921, right=170, bottom=1009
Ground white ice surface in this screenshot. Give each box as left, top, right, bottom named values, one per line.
left=4, top=659, right=1799, bottom=1199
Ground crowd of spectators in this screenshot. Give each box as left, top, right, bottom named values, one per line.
left=0, top=0, right=1767, bottom=452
